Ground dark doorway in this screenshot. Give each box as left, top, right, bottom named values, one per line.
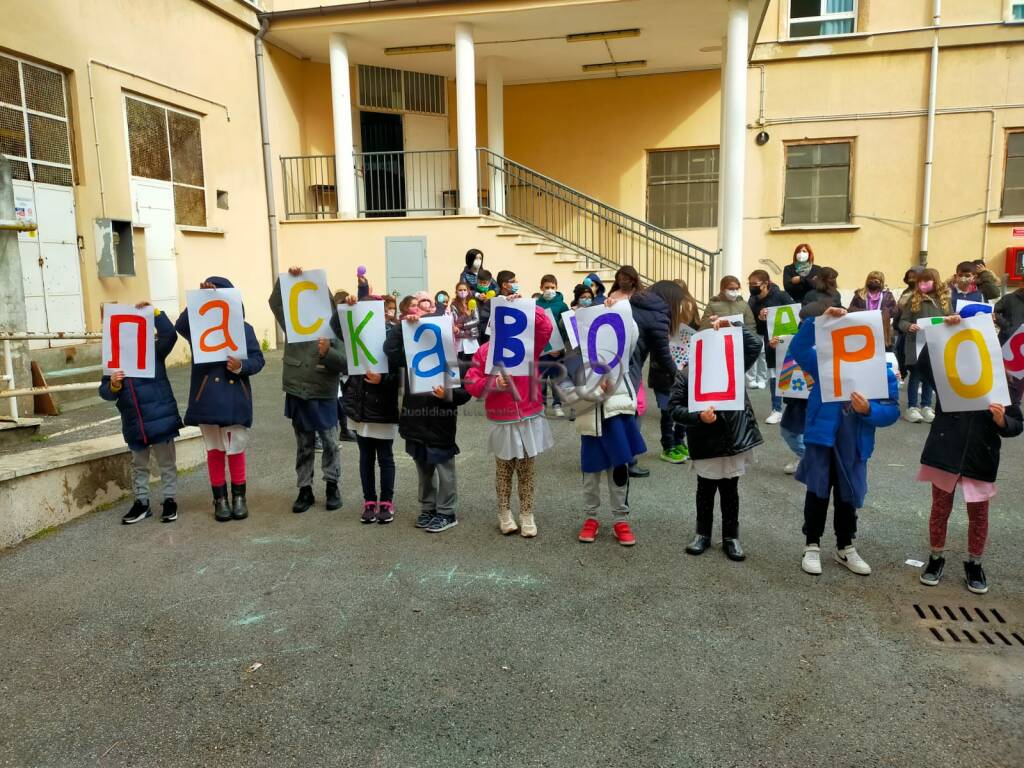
left=360, top=111, right=405, bottom=217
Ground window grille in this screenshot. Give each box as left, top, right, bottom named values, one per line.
left=358, top=65, right=445, bottom=115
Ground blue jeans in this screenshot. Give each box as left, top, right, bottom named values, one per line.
left=907, top=365, right=933, bottom=408
left=780, top=426, right=805, bottom=459
left=769, top=377, right=783, bottom=412
left=659, top=406, right=686, bottom=452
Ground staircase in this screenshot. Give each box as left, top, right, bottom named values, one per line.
left=474, top=217, right=617, bottom=283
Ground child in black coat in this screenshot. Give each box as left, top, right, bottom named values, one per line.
left=668, top=321, right=764, bottom=561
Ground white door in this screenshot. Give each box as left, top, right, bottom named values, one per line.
left=14, top=180, right=85, bottom=349
left=403, top=113, right=450, bottom=216
left=132, top=178, right=179, bottom=317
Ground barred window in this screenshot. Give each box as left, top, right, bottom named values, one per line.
left=358, top=65, right=445, bottom=115
left=783, top=141, right=852, bottom=225
left=0, top=53, right=74, bottom=186
left=125, top=95, right=206, bottom=226
left=647, top=148, right=719, bottom=230
left=1002, top=131, right=1024, bottom=217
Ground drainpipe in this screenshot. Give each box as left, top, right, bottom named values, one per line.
left=255, top=17, right=283, bottom=345
left=918, top=0, right=941, bottom=266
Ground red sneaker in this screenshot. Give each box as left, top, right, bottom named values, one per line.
left=578, top=518, right=600, bottom=543
left=613, top=521, right=636, bottom=546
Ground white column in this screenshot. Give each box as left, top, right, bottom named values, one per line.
left=486, top=59, right=505, bottom=215
left=716, top=33, right=728, bottom=268
left=719, top=0, right=749, bottom=280
left=455, top=22, right=479, bottom=216
left=329, top=33, right=358, bottom=219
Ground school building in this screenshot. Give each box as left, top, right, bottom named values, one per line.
left=1, top=0, right=1023, bottom=388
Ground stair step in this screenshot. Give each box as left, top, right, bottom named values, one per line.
left=476, top=220, right=502, bottom=228
left=495, top=227, right=524, bottom=237
left=552, top=253, right=580, bottom=263
left=533, top=245, right=562, bottom=255
left=515, top=236, right=546, bottom=247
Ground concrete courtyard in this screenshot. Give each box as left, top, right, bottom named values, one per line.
left=1, top=352, right=1022, bottom=767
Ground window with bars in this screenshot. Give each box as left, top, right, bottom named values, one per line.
left=789, top=0, right=856, bottom=38
left=783, top=141, right=852, bottom=225
left=357, top=65, right=446, bottom=115
left=646, top=148, right=719, bottom=230
left=0, top=53, right=74, bottom=186
left=1002, top=131, right=1024, bottom=217
left=125, top=95, right=206, bottom=226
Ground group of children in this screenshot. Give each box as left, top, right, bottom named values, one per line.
left=98, top=250, right=1024, bottom=596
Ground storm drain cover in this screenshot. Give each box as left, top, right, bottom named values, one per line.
left=913, top=603, right=1024, bottom=648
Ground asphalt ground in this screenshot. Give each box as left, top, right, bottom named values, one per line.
left=1, top=351, right=1023, bottom=767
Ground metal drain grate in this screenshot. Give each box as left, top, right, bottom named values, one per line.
left=912, top=604, right=1024, bottom=648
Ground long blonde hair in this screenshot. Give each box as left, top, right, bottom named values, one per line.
left=910, top=268, right=951, bottom=313
left=855, top=270, right=886, bottom=301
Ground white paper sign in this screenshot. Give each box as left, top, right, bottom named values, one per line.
left=1002, top=325, right=1024, bottom=380
left=955, top=299, right=993, bottom=315
left=814, top=310, right=888, bottom=403
left=485, top=297, right=536, bottom=375
left=561, top=309, right=579, bottom=349
left=102, top=304, right=155, bottom=378
left=925, top=314, right=1010, bottom=411
left=688, top=326, right=745, bottom=411
left=279, top=269, right=336, bottom=343
left=774, top=335, right=812, bottom=400
left=576, top=301, right=635, bottom=392
left=338, top=300, right=389, bottom=374
left=402, top=315, right=460, bottom=394
left=542, top=309, right=565, bottom=354
left=915, top=315, right=948, bottom=357
left=185, top=288, right=248, bottom=364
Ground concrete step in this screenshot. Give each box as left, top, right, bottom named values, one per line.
left=0, top=418, right=43, bottom=449
left=515, top=236, right=547, bottom=247
left=475, top=219, right=503, bottom=229
left=552, top=253, right=581, bottom=263
left=533, top=244, right=562, bottom=255
left=495, top=227, right=525, bottom=237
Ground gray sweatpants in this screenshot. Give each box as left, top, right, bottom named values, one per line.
left=582, top=468, right=630, bottom=521
left=414, top=458, right=457, bottom=517
left=294, top=424, right=340, bottom=487
left=131, top=440, right=177, bottom=503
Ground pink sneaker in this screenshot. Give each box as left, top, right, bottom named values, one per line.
left=361, top=501, right=377, bottom=523
left=376, top=501, right=395, bottom=524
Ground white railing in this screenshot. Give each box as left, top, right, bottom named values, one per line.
left=0, top=332, right=102, bottom=421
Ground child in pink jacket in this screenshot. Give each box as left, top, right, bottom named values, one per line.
left=465, top=303, right=553, bottom=538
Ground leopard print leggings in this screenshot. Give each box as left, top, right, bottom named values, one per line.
left=495, top=457, right=536, bottom=516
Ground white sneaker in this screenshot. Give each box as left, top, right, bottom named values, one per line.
left=498, top=509, right=518, bottom=535
left=783, top=459, right=800, bottom=475
left=905, top=407, right=923, bottom=423
left=553, top=404, right=565, bottom=418
left=835, top=545, right=871, bottom=575
left=921, top=407, right=935, bottom=423
left=519, top=513, right=537, bottom=538
left=801, top=545, right=822, bottom=575
left=765, top=410, right=783, bottom=425
left=756, top=381, right=768, bottom=390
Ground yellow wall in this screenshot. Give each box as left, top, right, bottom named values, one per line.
left=0, top=0, right=278, bottom=348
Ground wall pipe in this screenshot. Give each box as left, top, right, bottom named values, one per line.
left=918, top=0, right=941, bottom=266
left=255, top=18, right=283, bottom=345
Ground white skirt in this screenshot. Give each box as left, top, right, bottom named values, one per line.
left=199, top=424, right=250, bottom=455
left=458, top=337, right=480, bottom=355
left=488, top=415, right=554, bottom=461
left=692, top=449, right=754, bottom=480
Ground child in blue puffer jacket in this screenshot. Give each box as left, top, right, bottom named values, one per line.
left=99, top=302, right=183, bottom=525
left=788, top=304, right=900, bottom=577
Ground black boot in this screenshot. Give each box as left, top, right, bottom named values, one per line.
left=292, top=485, right=314, bottom=514
left=231, top=483, right=248, bottom=520
left=325, top=481, right=342, bottom=511
left=685, top=534, right=711, bottom=555
left=723, top=538, right=746, bottom=561
left=213, top=485, right=231, bottom=522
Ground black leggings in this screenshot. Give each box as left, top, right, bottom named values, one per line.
left=356, top=436, right=395, bottom=503
left=802, top=451, right=857, bottom=549
left=695, top=475, right=739, bottom=539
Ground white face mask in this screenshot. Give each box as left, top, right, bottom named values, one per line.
left=725, top=289, right=741, bottom=300
left=795, top=251, right=810, bottom=263
left=542, top=289, right=556, bottom=301
left=472, top=258, right=482, bottom=269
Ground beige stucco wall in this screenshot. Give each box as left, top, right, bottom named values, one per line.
left=0, top=0, right=278, bottom=348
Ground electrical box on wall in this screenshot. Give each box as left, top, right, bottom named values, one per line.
left=95, top=218, right=135, bottom=277
left=1006, top=246, right=1024, bottom=284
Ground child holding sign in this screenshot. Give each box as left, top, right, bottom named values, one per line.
left=537, top=274, right=570, bottom=418
left=464, top=303, right=554, bottom=537
left=668, top=321, right=764, bottom=561
left=100, top=303, right=183, bottom=524
left=789, top=306, right=900, bottom=577
left=915, top=324, right=1023, bottom=594
left=177, top=277, right=266, bottom=522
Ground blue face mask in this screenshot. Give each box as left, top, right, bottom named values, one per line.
left=510, top=282, right=520, bottom=295
left=579, top=297, right=593, bottom=307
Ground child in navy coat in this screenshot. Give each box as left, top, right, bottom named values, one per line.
left=99, top=303, right=183, bottom=525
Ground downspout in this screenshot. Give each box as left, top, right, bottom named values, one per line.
left=255, top=17, right=283, bottom=345
left=918, top=0, right=941, bottom=266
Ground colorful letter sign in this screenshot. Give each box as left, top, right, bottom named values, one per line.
left=1002, top=326, right=1024, bottom=380
left=814, top=310, right=887, bottom=402
left=561, top=309, right=579, bottom=349
left=102, top=304, right=155, bottom=378
left=688, top=325, right=745, bottom=411
left=185, top=288, right=247, bottom=364
left=402, top=315, right=460, bottom=394
left=767, top=303, right=801, bottom=338
left=774, top=335, right=813, bottom=400
left=485, top=297, right=535, bottom=375
left=925, top=314, right=1010, bottom=411
left=279, top=269, right=336, bottom=343
left=338, top=300, right=388, bottom=375
left=576, top=301, right=634, bottom=392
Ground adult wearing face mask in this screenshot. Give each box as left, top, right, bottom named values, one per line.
left=700, top=276, right=757, bottom=331
left=782, top=243, right=823, bottom=304
left=459, top=249, right=484, bottom=291
left=848, top=271, right=898, bottom=351
left=748, top=269, right=794, bottom=422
